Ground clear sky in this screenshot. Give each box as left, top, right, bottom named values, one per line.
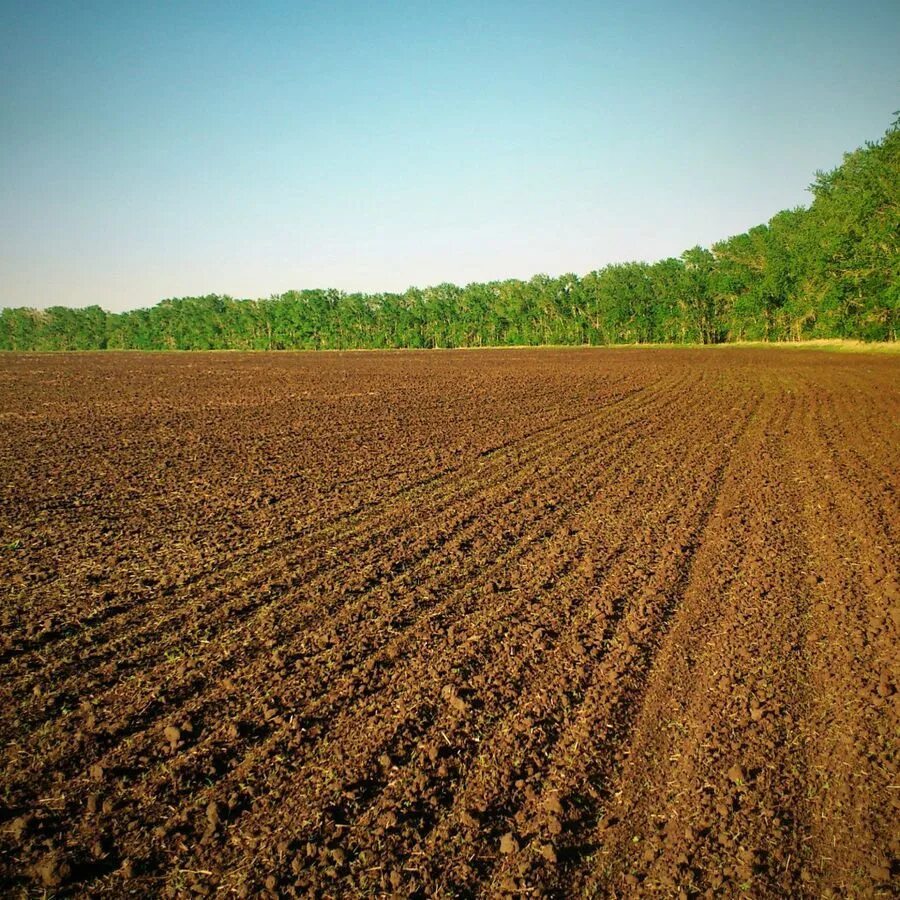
left=1, top=1, right=898, bottom=312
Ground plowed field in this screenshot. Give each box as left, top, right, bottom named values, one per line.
left=0, top=348, right=897, bottom=898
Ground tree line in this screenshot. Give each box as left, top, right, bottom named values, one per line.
left=2, top=119, right=897, bottom=351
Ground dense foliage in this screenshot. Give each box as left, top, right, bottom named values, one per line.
left=2, top=121, right=897, bottom=350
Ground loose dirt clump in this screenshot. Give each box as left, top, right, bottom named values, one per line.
left=0, top=348, right=897, bottom=897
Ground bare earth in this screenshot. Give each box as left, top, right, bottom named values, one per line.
left=0, top=348, right=897, bottom=898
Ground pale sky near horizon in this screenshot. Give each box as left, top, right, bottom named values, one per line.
left=1, top=0, right=898, bottom=312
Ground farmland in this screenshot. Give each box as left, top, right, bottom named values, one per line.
left=0, top=348, right=897, bottom=897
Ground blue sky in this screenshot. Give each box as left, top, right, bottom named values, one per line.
left=1, top=0, right=898, bottom=312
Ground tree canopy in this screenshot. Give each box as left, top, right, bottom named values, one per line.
left=2, top=120, right=897, bottom=351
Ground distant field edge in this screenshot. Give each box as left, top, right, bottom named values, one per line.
left=0, top=339, right=897, bottom=355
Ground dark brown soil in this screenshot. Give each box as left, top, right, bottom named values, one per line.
left=0, top=348, right=897, bottom=898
